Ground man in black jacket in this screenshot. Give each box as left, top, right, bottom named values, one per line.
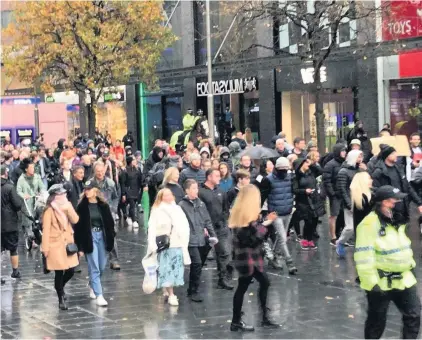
left=122, top=131, right=134, bottom=148
left=122, top=156, right=143, bottom=228
left=179, top=179, right=217, bottom=302
left=232, top=155, right=259, bottom=183
left=199, top=168, right=233, bottom=290
left=179, top=153, right=206, bottom=187
left=323, top=143, right=347, bottom=245
left=1, top=165, right=23, bottom=281
left=69, top=166, right=85, bottom=210
left=372, top=146, right=422, bottom=221
left=275, top=138, right=290, bottom=158
left=335, top=150, right=365, bottom=257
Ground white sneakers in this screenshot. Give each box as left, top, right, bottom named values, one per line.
left=96, top=295, right=108, bottom=307
left=126, top=217, right=133, bottom=226
left=168, top=295, right=179, bottom=306
left=89, top=287, right=96, bottom=299
left=133, top=221, right=139, bottom=229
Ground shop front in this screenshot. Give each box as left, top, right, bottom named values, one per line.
left=277, top=60, right=358, bottom=151
left=195, top=76, right=260, bottom=142
left=378, top=51, right=422, bottom=137
left=48, top=86, right=128, bottom=141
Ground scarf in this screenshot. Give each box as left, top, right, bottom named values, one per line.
left=50, top=195, right=69, bottom=231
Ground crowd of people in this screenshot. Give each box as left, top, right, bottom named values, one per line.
left=1, top=121, right=422, bottom=337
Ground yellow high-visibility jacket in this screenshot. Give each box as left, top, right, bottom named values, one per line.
left=354, top=211, right=417, bottom=291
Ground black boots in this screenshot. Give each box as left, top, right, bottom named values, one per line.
left=58, top=295, right=68, bottom=310
left=230, top=320, right=255, bottom=332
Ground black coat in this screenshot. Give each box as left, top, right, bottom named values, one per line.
left=293, top=169, right=325, bottom=220
left=69, top=177, right=83, bottom=210
left=74, top=197, right=115, bottom=254
left=83, top=164, right=93, bottom=182
left=323, top=157, right=344, bottom=197
left=122, top=165, right=143, bottom=199
left=372, top=162, right=422, bottom=207
left=1, top=178, right=23, bottom=233
left=199, top=183, right=229, bottom=234
left=163, top=183, right=184, bottom=204
left=179, top=197, right=216, bottom=247
left=336, top=164, right=360, bottom=209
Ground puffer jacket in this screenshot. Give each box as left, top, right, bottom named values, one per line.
left=179, top=166, right=206, bottom=187
left=266, top=170, right=294, bottom=216
left=336, top=164, right=359, bottom=210
left=322, top=144, right=346, bottom=197
left=1, top=178, right=23, bottom=233
left=178, top=197, right=216, bottom=247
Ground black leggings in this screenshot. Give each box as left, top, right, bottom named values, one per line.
left=303, top=217, right=319, bottom=241
left=233, top=267, right=270, bottom=322
left=54, top=268, right=74, bottom=298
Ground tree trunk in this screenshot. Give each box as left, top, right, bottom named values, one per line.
left=313, top=62, right=326, bottom=154
left=78, top=91, right=88, bottom=134
left=88, top=91, right=96, bottom=137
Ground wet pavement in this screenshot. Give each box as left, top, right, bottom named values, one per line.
left=2, top=215, right=422, bottom=339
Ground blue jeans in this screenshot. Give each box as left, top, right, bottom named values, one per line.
left=86, top=231, right=107, bottom=296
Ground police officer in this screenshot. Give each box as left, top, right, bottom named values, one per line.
left=355, top=185, right=420, bottom=339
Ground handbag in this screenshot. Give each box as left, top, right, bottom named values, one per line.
left=66, top=243, right=78, bottom=255
left=42, top=254, right=50, bottom=274
left=156, top=234, right=170, bottom=253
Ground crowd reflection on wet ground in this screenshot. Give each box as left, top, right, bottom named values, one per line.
left=1, top=215, right=422, bottom=339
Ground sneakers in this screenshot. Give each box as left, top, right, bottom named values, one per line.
left=217, top=280, right=234, bottom=290
left=11, top=270, right=21, bottom=279
left=330, top=239, right=337, bottom=247
left=300, top=240, right=309, bottom=250
left=308, top=241, right=318, bottom=250
left=168, top=295, right=179, bottom=306
left=126, top=217, right=133, bottom=226
left=286, top=260, right=298, bottom=275
left=89, top=287, right=96, bottom=299
left=336, top=241, right=346, bottom=258
left=230, top=321, right=255, bottom=332
left=345, top=241, right=355, bottom=247
left=96, top=295, right=108, bottom=306
left=133, top=221, right=139, bottom=229
left=296, top=234, right=303, bottom=243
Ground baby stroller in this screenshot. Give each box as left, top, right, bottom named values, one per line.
left=22, top=192, right=48, bottom=251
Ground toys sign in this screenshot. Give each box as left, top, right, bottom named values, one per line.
left=382, top=0, right=422, bottom=41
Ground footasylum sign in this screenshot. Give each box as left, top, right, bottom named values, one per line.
left=196, top=77, right=258, bottom=97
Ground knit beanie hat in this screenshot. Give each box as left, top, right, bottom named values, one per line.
left=380, top=146, right=396, bottom=161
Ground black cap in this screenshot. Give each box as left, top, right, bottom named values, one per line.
left=83, top=180, right=98, bottom=190
left=380, top=146, right=396, bottom=161
left=374, top=185, right=407, bottom=202
left=48, top=184, right=67, bottom=195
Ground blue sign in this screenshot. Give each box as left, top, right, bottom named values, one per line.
left=0, top=97, right=41, bottom=105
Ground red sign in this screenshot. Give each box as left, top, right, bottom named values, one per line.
left=399, top=51, right=422, bottom=77
left=382, top=0, right=422, bottom=41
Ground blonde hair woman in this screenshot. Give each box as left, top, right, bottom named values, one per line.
left=228, top=185, right=279, bottom=332
left=147, top=188, right=190, bottom=306
left=161, top=167, right=184, bottom=203
left=73, top=180, right=116, bottom=307
left=350, top=171, right=373, bottom=228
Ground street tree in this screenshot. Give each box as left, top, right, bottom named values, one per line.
left=2, top=1, right=175, bottom=136
left=214, top=0, right=389, bottom=153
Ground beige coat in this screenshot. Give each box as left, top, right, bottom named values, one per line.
left=42, top=204, right=79, bottom=270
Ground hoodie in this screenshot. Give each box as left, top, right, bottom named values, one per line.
left=336, top=150, right=363, bottom=209
left=228, top=141, right=241, bottom=167
left=219, top=147, right=234, bottom=172
left=1, top=177, right=23, bottom=233
left=322, top=143, right=346, bottom=197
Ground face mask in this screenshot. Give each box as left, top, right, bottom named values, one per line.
left=77, top=151, right=83, bottom=157
left=276, top=169, right=288, bottom=177
left=222, top=154, right=229, bottom=160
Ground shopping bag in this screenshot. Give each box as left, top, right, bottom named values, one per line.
left=142, top=252, right=158, bottom=294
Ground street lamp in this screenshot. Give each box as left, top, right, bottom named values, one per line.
left=205, top=0, right=215, bottom=142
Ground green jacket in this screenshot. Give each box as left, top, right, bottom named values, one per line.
left=354, top=211, right=416, bottom=291
left=16, top=173, right=45, bottom=226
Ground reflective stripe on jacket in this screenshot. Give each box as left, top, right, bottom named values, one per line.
left=354, top=211, right=416, bottom=291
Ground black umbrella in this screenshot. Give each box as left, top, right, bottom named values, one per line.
left=239, top=146, right=280, bottom=160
